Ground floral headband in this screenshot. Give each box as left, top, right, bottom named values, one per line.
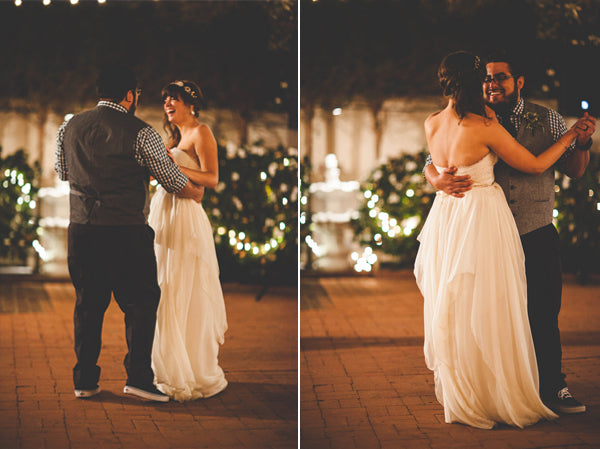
left=171, top=80, right=199, bottom=99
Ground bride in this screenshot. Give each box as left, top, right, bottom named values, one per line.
left=414, top=51, right=586, bottom=429
left=149, top=80, right=228, bottom=401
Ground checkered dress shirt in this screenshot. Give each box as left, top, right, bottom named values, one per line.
left=55, top=101, right=188, bottom=193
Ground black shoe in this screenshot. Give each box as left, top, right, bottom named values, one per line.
left=123, top=384, right=169, bottom=402
left=547, top=387, right=586, bottom=414
left=74, top=385, right=101, bottom=398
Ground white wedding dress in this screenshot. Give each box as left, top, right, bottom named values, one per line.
left=149, top=148, right=228, bottom=402
left=414, top=152, right=557, bottom=429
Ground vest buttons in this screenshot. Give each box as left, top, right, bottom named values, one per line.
left=510, top=199, right=516, bottom=204
left=510, top=185, right=516, bottom=190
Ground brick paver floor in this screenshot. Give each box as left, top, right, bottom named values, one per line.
left=0, top=279, right=298, bottom=449
left=300, top=270, right=600, bottom=449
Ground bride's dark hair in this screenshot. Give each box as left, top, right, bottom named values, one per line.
left=161, top=80, right=206, bottom=149
left=438, top=51, right=488, bottom=119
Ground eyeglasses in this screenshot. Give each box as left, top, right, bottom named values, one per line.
left=483, top=73, right=513, bottom=84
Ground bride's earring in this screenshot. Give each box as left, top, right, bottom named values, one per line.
left=190, top=107, right=195, bottom=115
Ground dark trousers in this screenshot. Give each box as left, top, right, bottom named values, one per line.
left=521, top=223, right=566, bottom=400
left=68, top=223, right=161, bottom=389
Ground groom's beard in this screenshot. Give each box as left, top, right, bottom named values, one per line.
left=486, top=87, right=519, bottom=116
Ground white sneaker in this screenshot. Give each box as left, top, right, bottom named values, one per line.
left=74, top=386, right=101, bottom=398
left=123, top=385, right=170, bottom=402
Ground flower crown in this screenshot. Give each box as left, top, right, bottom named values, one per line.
left=172, top=80, right=198, bottom=99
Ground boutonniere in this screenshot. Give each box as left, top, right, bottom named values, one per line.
left=522, top=111, right=545, bottom=134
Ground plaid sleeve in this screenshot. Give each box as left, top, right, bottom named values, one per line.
left=135, top=126, right=188, bottom=193
left=549, top=109, right=576, bottom=165
left=422, top=153, right=432, bottom=176
left=54, top=120, right=69, bottom=181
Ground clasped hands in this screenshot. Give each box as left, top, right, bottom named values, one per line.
left=440, top=112, right=596, bottom=198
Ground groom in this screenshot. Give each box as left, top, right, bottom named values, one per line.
left=424, top=51, right=596, bottom=414
left=55, top=65, right=204, bottom=402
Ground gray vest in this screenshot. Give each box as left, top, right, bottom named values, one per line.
left=494, top=102, right=557, bottom=235
left=62, top=105, right=150, bottom=225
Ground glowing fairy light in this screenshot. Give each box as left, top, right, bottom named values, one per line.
left=364, top=190, right=372, bottom=199
left=305, top=235, right=323, bottom=257
left=406, top=189, right=415, bottom=198
left=260, top=171, right=267, bottom=181
left=32, top=240, right=48, bottom=261
left=238, top=231, right=246, bottom=240
left=553, top=209, right=559, bottom=218
left=353, top=246, right=377, bottom=272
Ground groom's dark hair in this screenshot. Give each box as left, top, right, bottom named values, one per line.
left=96, top=65, right=137, bottom=102
left=484, top=50, right=525, bottom=79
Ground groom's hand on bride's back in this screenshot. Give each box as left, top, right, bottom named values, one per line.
left=425, top=164, right=473, bottom=198
left=176, top=180, right=205, bottom=203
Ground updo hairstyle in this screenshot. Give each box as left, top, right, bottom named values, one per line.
left=438, top=51, right=488, bottom=119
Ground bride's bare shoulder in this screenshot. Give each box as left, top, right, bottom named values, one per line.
left=425, top=110, right=442, bottom=122
left=424, top=110, right=442, bottom=131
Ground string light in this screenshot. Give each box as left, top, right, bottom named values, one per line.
left=352, top=247, right=377, bottom=272
left=32, top=240, right=48, bottom=261
left=305, top=235, right=323, bottom=257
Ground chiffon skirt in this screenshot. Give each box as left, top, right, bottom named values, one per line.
left=149, top=187, right=228, bottom=402
left=414, top=184, right=557, bottom=429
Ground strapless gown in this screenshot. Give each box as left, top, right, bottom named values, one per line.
left=149, top=148, right=228, bottom=401
left=414, top=152, right=557, bottom=429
